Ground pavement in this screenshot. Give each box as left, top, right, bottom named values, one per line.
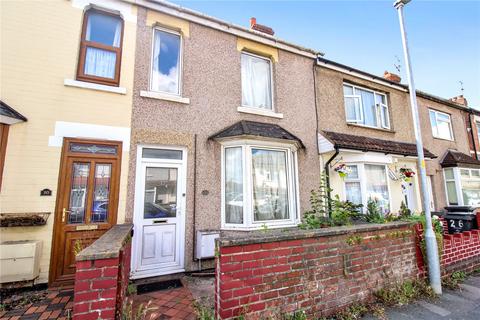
left=364, top=274, right=480, bottom=320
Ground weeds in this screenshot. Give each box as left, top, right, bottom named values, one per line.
left=193, top=302, right=215, bottom=320
left=374, top=280, right=436, bottom=306
left=283, top=311, right=307, bottom=320
left=121, top=299, right=157, bottom=320
left=442, top=271, right=467, bottom=289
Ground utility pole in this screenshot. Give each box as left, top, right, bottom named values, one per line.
left=393, top=0, right=442, bottom=294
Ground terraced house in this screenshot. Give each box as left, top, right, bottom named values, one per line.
left=1, top=0, right=479, bottom=292
left=0, top=0, right=139, bottom=285
left=125, top=0, right=321, bottom=278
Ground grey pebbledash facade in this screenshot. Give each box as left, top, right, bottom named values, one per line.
left=124, top=0, right=478, bottom=278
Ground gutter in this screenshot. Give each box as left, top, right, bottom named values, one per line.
left=126, top=0, right=324, bottom=59
left=324, top=147, right=339, bottom=216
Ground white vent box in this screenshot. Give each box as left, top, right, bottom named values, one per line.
left=0, top=240, right=42, bottom=283
left=196, top=230, right=220, bottom=259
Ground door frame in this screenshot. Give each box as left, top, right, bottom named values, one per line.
left=131, top=144, right=187, bottom=279
left=49, top=137, right=122, bottom=285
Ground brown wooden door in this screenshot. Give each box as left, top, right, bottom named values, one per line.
left=50, top=138, right=122, bottom=285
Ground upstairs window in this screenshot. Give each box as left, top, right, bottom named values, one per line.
left=241, top=52, right=273, bottom=110
left=429, top=109, right=453, bottom=140
left=77, top=9, right=123, bottom=86
left=343, top=84, right=390, bottom=129
left=150, top=28, right=182, bottom=95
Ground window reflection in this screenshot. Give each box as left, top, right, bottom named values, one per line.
left=144, top=167, right=178, bottom=218
left=68, top=163, right=90, bottom=224
left=91, top=164, right=111, bottom=223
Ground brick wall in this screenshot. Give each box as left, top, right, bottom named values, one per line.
left=415, top=220, right=480, bottom=276
left=73, top=225, right=132, bottom=320
left=215, top=222, right=419, bottom=319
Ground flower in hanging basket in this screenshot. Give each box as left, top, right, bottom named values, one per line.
left=334, top=164, right=351, bottom=178
left=399, top=168, right=416, bottom=182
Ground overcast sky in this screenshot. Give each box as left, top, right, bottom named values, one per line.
left=170, top=0, right=480, bottom=108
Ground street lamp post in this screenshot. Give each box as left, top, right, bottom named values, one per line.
left=393, top=0, right=442, bottom=294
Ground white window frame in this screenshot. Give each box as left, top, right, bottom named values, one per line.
left=343, top=83, right=390, bottom=130
left=221, top=139, right=299, bottom=230
left=241, top=51, right=275, bottom=111
left=342, top=163, right=391, bottom=213
left=429, top=109, right=454, bottom=141
left=444, top=167, right=480, bottom=206
left=149, top=26, right=183, bottom=96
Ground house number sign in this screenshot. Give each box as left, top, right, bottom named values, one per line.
left=40, top=188, right=52, bottom=196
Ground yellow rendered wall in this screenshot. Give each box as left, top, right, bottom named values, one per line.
left=0, top=0, right=136, bottom=283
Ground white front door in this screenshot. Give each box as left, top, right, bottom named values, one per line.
left=131, top=146, right=186, bottom=279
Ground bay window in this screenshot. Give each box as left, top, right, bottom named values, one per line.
left=241, top=52, right=273, bottom=110
left=444, top=167, right=480, bottom=207
left=77, top=9, right=124, bottom=86
left=344, top=163, right=390, bottom=213
left=343, top=84, right=390, bottom=129
left=222, top=142, right=298, bottom=229
left=429, top=109, right=453, bottom=140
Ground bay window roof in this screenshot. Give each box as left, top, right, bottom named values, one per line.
left=209, top=120, right=305, bottom=148
left=0, top=100, right=27, bottom=125
left=320, top=131, right=436, bottom=158
left=441, top=150, right=480, bottom=168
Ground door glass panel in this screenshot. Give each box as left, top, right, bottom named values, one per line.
left=144, top=167, right=178, bottom=218
left=91, top=164, right=111, bottom=223
left=68, top=163, right=90, bottom=224
left=70, top=143, right=117, bottom=155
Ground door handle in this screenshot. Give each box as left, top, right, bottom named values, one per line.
left=153, top=219, right=167, bottom=224
left=62, top=208, right=72, bottom=223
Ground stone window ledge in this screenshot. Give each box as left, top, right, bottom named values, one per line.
left=64, top=79, right=127, bottom=95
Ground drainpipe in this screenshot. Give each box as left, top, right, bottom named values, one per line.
left=468, top=109, right=478, bottom=160
left=324, top=147, right=339, bottom=216
left=192, top=134, right=198, bottom=266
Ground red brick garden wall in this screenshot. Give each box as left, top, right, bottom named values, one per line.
left=215, top=222, right=419, bottom=319
left=72, top=225, right=132, bottom=320
left=415, top=220, right=480, bottom=276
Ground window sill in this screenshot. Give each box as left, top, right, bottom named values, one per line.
left=221, top=222, right=298, bottom=231
left=347, top=122, right=394, bottom=133
left=140, top=90, right=190, bottom=104
left=237, top=106, right=283, bottom=119
left=64, top=79, right=127, bottom=95
left=432, top=136, right=455, bottom=142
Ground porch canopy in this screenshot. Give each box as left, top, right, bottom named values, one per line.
left=209, top=120, right=305, bottom=148
left=441, top=150, right=480, bottom=168
left=318, top=131, right=436, bottom=158
left=1, top=100, right=27, bottom=125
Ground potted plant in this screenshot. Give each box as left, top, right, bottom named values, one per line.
left=334, top=164, right=351, bottom=179
left=399, top=167, right=415, bottom=182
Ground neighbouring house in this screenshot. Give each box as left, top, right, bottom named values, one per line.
left=315, top=58, right=431, bottom=214
left=315, top=57, right=480, bottom=214
left=0, top=0, right=138, bottom=286
left=416, top=92, right=480, bottom=209
left=125, top=0, right=322, bottom=278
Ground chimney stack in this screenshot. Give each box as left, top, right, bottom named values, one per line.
left=450, top=95, right=468, bottom=106
left=249, top=17, right=275, bottom=36
left=383, top=71, right=401, bottom=83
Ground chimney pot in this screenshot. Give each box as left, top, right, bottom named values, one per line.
left=250, top=17, right=257, bottom=28
left=383, top=71, right=401, bottom=83
left=450, top=95, right=468, bottom=106
left=249, top=17, right=275, bottom=36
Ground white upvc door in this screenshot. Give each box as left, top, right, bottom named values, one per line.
left=131, top=146, right=186, bottom=279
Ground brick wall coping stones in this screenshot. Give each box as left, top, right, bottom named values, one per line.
left=217, top=221, right=415, bottom=247
left=76, top=224, right=133, bottom=261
